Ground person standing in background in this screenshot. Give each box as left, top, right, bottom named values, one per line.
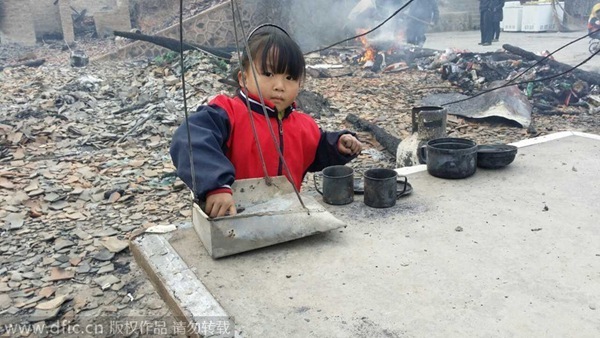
left=491, top=0, right=505, bottom=42
left=405, top=0, right=439, bottom=47
left=589, top=4, right=600, bottom=39
left=479, top=0, right=493, bottom=46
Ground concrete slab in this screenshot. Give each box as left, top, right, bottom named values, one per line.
left=130, top=234, right=232, bottom=337
left=133, top=132, right=600, bottom=337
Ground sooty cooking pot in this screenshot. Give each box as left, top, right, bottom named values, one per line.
left=477, top=144, right=518, bottom=169
left=419, top=138, right=478, bottom=179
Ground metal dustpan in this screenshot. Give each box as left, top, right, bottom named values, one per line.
left=192, top=176, right=346, bottom=258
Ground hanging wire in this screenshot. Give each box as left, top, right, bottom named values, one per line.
left=189, top=0, right=598, bottom=109
left=441, top=33, right=600, bottom=106
left=178, top=0, right=197, bottom=199
left=177, top=0, right=599, bottom=204
left=498, top=31, right=597, bottom=87
left=230, top=2, right=272, bottom=185
left=230, top=0, right=310, bottom=213
left=305, top=0, right=416, bottom=55
left=296, top=1, right=600, bottom=108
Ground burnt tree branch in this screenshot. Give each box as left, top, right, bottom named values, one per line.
left=503, top=44, right=600, bottom=86
left=345, top=113, right=401, bottom=157
left=113, top=30, right=232, bottom=61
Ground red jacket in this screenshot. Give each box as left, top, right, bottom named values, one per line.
left=170, top=91, right=356, bottom=199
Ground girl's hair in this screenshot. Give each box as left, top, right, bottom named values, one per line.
left=241, top=26, right=306, bottom=82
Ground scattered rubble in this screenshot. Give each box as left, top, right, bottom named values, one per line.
left=1, top=29, right=600, bottom=336
left=303, top=41, right=600, bottom=167
left=0, top=46, right=227, bottom=335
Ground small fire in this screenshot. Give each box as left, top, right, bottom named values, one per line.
left=361, top=48, right=376, bottom=63
left=356, top=29, right=376, bottom=63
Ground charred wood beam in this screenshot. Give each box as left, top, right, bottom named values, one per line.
left=345, top=113, right=401, bottom=157
left=503, top=44, right=600, bottom=86
left=0, top=59, right=45, bottom=71
left=113, top=30, right=232, bottom=61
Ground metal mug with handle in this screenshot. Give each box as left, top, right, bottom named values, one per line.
left=313, top=165, right=354, bottom=205
left=363, top=168, right=407, bottom=208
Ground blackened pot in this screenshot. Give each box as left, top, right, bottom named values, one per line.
left=477, top=144, right=518, bottom=169
left=419, top=138, right=477, bottom=179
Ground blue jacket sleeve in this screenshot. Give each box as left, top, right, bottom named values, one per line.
left=169, top=104, right=234, bottom=200
left=307, top=130, right=358, bottom=172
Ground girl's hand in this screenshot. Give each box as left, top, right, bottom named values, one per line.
left=338, top=134, right=362, bottom=156
left=205, top=193, right=237, bottom=218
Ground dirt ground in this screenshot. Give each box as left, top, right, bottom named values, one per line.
left=1, top=25, right=600, bottom=336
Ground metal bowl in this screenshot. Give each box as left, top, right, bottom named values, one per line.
left=477, top=144, right=518, bottom=169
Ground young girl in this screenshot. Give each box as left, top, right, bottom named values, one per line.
left=170, top=24, right=362, bottom=218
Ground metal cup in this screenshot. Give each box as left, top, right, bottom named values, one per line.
left=314, top=165, right=354, bottom=205
left=363, top=168, right=407, bottom=208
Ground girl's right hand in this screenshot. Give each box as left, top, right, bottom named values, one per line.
left=205, top=193, right=237, bottom=218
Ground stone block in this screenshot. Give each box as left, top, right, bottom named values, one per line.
left=30, top=0, right=62, bottom=40
left=58, top=0, right=75, bottom=43
left=0, top=0, right=36, bottom=46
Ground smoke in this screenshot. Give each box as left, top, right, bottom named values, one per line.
left=277, top=0, right=412, bottom=51
left=273, top=0, right=361, bottom=51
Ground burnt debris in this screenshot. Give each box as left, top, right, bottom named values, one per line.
left=349, top=43, right=600, bottom=115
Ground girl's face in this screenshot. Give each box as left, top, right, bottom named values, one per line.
left=238, top=48, right=301, bottom=113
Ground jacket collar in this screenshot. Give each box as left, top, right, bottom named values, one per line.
left=237, top=90, right=295, bottom=119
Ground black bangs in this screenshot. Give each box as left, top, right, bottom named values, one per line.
left=244, top=28, right=306, bottom=81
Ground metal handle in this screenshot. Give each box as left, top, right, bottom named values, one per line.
left=396, top=176, right=408, bottom=199
left=418, top=145, right=428, bottom=164
left=313, top=173, right=323, bottom=195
